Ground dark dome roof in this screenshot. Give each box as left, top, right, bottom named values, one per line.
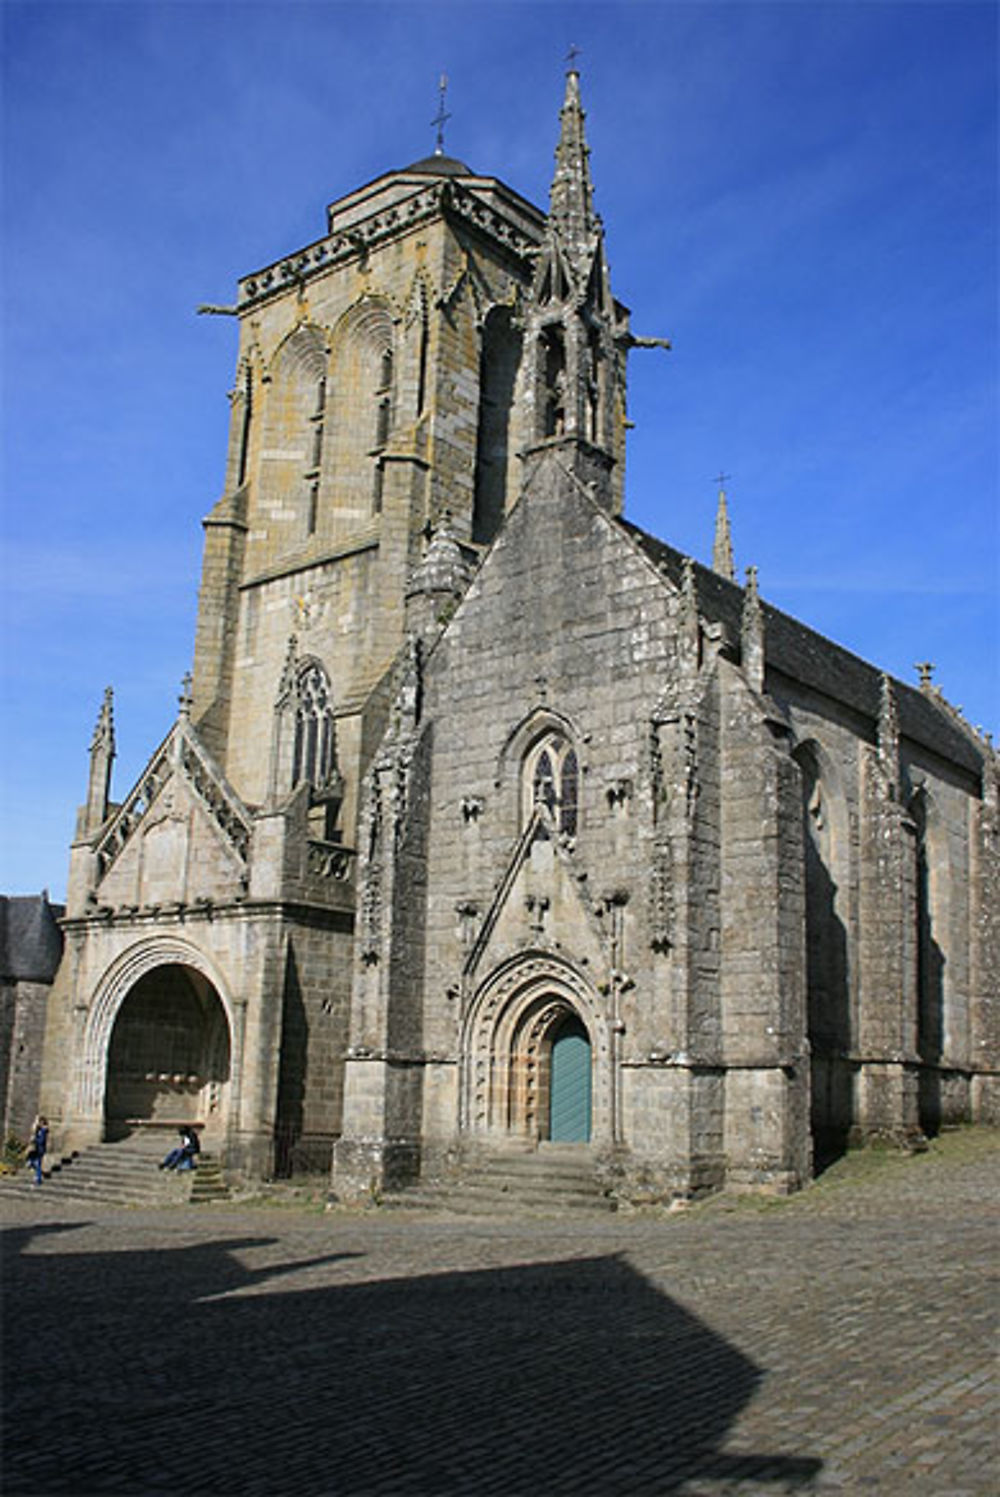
left=402, top=153, right=474, bottom=177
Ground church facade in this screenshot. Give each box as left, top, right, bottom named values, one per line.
left=40, top=70, right=998, bottom=1200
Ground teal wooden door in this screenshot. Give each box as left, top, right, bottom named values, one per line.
left=549, top=1017, right=592, bottom=1142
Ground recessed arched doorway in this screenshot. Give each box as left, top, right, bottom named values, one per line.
left=104, top=963, right=230, bottom=1143
left=462, top=954, right=609, bottom=1146
left=506, top=997, right=594, bottom=1144
left=549, top=1014, right=592, bottom=1142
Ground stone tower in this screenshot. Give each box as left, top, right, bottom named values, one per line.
left=188, top=136, right=553, bottom=834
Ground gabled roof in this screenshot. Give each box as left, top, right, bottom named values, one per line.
left=620, top=519, right=984, bottom=777
left=0, top=894, right=64, bottom=983
left=92, top=718, right=252, bottom=881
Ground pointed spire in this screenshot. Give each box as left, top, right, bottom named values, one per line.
left=549, top=60, right=598, bottom=258
left=85, top=687, right=115, bottom=833
left=405, top=509, right=472, bottom=641
left=521, top=60, right=629, bottom=516
left=712, top=477, right=735, bottom=581
left=276, top=634, right=299, bottom=704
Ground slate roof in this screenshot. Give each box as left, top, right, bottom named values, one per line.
left=619, top=519, right=984, bottom=778
left=0, top=894, right=65, bottom=983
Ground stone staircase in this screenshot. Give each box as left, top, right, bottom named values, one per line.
left=381, top=1143, right=618, bottom=1217
left=0, top=1135, right=230, bottom=1207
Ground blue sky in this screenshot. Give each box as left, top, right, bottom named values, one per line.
left=2, top=0, right=997, bottom=898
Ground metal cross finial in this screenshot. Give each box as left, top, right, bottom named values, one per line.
left=566, top=42, right=582, bottom=71
left=715, top=471, right=732, bottom=491
left=431, top=73, right=451, bottom=156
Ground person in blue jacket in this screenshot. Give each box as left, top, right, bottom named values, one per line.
left=159, top=1125, right=200, bottom=1172
left=26, top=1116, right=48, bottom=1186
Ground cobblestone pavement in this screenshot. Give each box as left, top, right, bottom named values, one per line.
left=2, top=1133, right=997, bottom=1497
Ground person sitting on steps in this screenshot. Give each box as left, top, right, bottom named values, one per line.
left=159, top=1125, right=200, bottom=1172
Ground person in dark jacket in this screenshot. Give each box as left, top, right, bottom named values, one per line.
left=159, top=1125, right=200, bottom=1172
left=26, top=1116, right=48, bottom=1186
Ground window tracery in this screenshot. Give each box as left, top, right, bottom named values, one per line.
left=292, top=662, right=336, bottom=789
left=523, top=733, right=578, bottom=839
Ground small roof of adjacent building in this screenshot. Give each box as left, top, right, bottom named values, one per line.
left=0, top=894, right=64, bottom=983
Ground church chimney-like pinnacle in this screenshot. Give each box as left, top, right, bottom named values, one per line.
left=712, top=478, right=735, bottom=581
left=84, top=686, right=115, bottom=833
left=741, top=566, right=765, bottom=694
left=549, top=57, right=598, bottom=260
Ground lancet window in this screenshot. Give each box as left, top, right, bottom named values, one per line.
left=292, top=662, right=336, bottom=789
left=540, top=326, right=567, bottom=438
left=523, top=733, right=579, bottom=839
left=259, top=326, right=328, bottom=551
left=326, top=301, right=395, bottom=525
left=473, top=306, right=522, bottom=544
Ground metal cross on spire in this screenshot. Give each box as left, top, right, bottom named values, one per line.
left=431, top=73, right=451, bottom=156
left=566, top=42, right=582, bottom=71
left=715, top=471, right=732, bottom=492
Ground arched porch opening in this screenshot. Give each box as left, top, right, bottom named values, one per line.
left=104, top=963, right=231, bottom=1145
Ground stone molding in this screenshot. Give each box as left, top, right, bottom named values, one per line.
left=238, top=179, right=539, bottom=314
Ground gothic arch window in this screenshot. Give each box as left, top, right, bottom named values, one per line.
left=292, top=662, right=336, bottom=789
left=523, top=732, right=579, bottom=839
left=225, top=359, right=254, bottom=492
left=259, top=326, right=328, bottom=551
left=327, top=300, right=395, bottom=530
left=473, top=306, right=522, bottom=545
left=416, top=307, right=429, bottom=416
left=539, top=325, right=566, bottom=438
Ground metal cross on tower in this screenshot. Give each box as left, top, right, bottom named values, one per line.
left=431, top=73, right=451, bottom=156
left=566, top=42, right=582, bottom=70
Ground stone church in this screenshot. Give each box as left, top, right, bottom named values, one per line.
left=39, top=68, right=998, bottom=1201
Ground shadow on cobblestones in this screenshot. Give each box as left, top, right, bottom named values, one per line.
left=2, top=1217, right=822, bottom=1496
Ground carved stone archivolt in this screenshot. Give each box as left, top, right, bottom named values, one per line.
left=459, top=952, right=611, bottom=1142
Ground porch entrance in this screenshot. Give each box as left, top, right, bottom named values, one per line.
left=104, top=963, right=230, bottom=1142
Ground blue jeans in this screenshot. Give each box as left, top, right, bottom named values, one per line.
left=162, top=1147, right=196, bottom=1171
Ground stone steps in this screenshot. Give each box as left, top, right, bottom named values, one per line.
left=382, top=1144, right=617, bottom=1216
left=0, top=1139, right=230, bottom=1207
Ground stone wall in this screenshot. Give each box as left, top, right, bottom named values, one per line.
left=0, top=979, right=50, bottom=1141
